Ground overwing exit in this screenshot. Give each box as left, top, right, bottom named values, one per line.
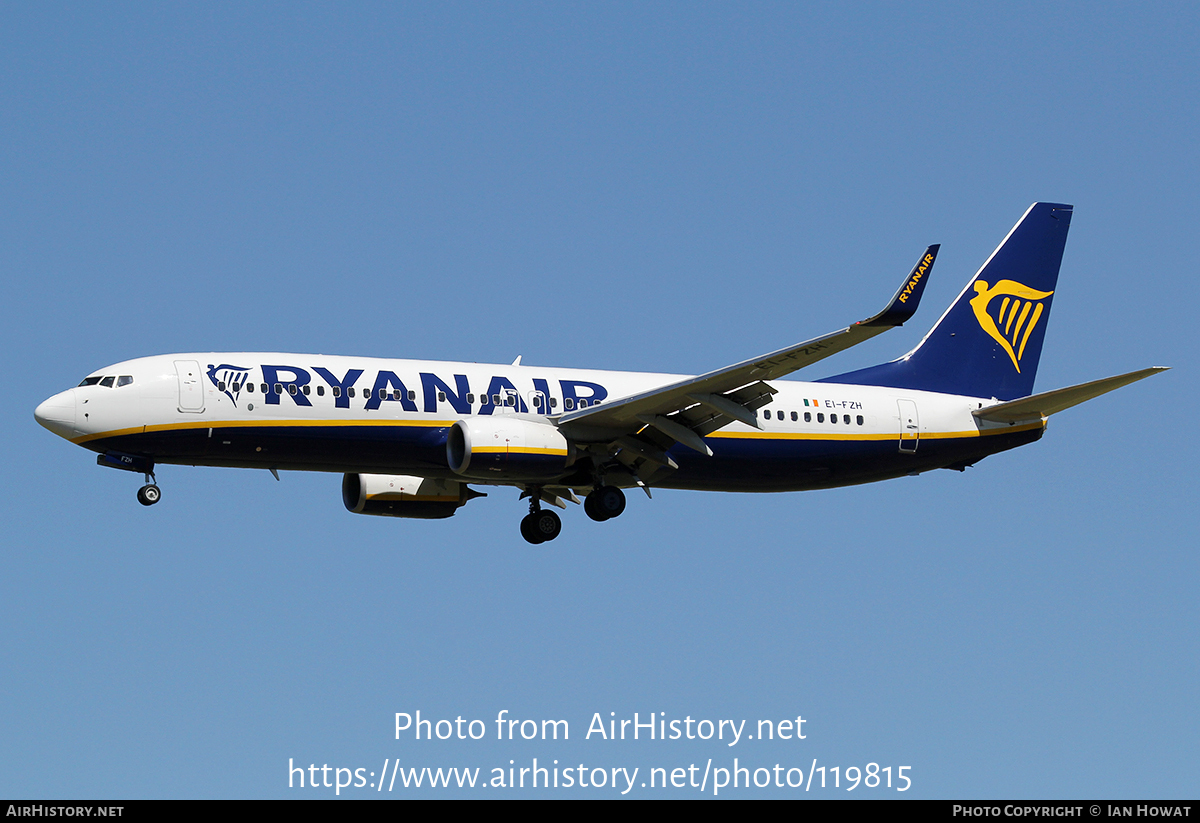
left=35, top=203, right=1166, bottom=543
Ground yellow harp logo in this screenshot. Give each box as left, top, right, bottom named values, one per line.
left=969, top=280, right=1054, bottom=372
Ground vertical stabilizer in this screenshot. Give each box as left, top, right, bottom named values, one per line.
left=821, top=203, right=1073, bottom=400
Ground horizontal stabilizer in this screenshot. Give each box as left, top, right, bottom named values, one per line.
left=973, top=367, right=1168, bottom=424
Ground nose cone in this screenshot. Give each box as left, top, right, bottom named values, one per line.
left=35, top=390, right=77, bottom=439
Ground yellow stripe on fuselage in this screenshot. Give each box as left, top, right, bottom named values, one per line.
left=72, top=417, right=1044, bottom=447
left=706, top=419, right=1044, bottom=442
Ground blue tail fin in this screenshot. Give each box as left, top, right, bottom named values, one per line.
left=820, top=202, right=1073, bottom=400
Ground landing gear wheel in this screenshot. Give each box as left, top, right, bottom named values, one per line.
left=533, top=509, right=562, bottom=542
left=584, top=492, right=607, bottom=521
left=520, top=513, right=545, bottom=544
left=586, top=486, right=625, bottom=521
left=137, top=484, right=161, bottom=506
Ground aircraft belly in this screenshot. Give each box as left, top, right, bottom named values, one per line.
left=658, top=426, right=1043, bottom=492
left=80, top=419, right=1042, bottom=491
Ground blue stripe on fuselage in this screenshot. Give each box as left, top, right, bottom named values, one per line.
left=79, top=421, right=1044, bottom=493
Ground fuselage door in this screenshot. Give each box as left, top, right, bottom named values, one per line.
left=496, top=388, right=519, bottom=415
left=897, top=399, right=919, bottom=453
left=175, top=360, right=205, bottom=413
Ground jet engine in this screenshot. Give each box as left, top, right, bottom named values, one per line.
left=342, top=474, right=481, bottom=519
left=447, top=417, right=576, bottom=480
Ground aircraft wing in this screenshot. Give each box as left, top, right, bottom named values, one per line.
left=557, top=246, right=939, bottom=462
left=973, top=367, right=1168, bottom=424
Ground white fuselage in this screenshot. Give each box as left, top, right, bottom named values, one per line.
left=36, top=352, right=1043, bottom=494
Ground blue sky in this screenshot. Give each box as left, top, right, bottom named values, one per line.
left=2, top=2, right=1195, bottom=798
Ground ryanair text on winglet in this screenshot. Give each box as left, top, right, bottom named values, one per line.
left=897, top=252, right=935, bottom=304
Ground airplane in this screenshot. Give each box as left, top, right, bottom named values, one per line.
left=34, top=202, right=1166, bottom=544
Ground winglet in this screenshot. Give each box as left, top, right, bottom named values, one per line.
left=860, top=245, right=939, bottom=327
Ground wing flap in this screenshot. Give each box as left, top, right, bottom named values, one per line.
left=679, top=381, right=777, bottom=437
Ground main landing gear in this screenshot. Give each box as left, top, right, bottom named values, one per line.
left=584, top=485, right=626, bottom=521
left=518, top=484, right=628, bottom=543
left=519, top=492, right=562, bottom=544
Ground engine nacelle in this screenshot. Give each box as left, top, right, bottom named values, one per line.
left=342, top=474, right=478, bottom=519
left=447, top=417, right=575, bottom=480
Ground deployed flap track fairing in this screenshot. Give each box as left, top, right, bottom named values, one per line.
left=34, top=204, right=1166, bottom=544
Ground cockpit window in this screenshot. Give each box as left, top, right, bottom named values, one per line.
left=117, top=375, right=134, bottom=387
left=78, top=376, right=103, bottom=387
left=99, top=376, right=115, bottom=388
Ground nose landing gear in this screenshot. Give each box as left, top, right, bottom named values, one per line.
left=136, top=469, right=160, bottom=507
left=136, top=483, right=161, bottom=506
left=96, top=453, right=161, bottom=507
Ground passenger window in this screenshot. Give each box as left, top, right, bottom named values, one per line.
left=332, top=386, right=341, bottom=398
left=856, top=415, right=864, bottom=425
left=389, top=389, right=397, bottom=400
left=763, top=409, right=771, bottom=419
left=317, top=386, right=325, bottom=396
left=777, top=410, right=785, bottom=420
left=550, top=398, right=557, bottom=408
left=218, top=381, right=226, bottom=391
left=438, top=391, right=446, bottom=402
left=246, top=383, right=254, bottom=393
left=99, top=376, right=115, bottom=388
left=817, top=413, right=824, bottom=423
left=578, top=399, right=588, bottom=408
left=533, top=396, right=542, bottom=408
left=261, top=383, right=268, bottom=393
left=804, top=412, right=811, bottom=422
left=274, top=383, right=283, bottom=394
left=791, top=411, right=798, bottom=421
left=302, top=385, right=310, bottom=395
left=492, top=394, right=500, bottom=404
left=830, top=414, right=837, bottom=424
left=843, top=414, right=850, bottom=424
left=565, top=398, right=575, bottom=410
left=289, top=385, right=298, bottom=395
left=117, top=375, right=133, bottom=387
left=506, top=395, right=516, bottom=406
left=78, top=376, right=103, bottom=387
left=408, top=390, right=416, bottom=401
left=348, top=388, right=356, bottom=398
left=466, top=393, right=475, bottom=404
